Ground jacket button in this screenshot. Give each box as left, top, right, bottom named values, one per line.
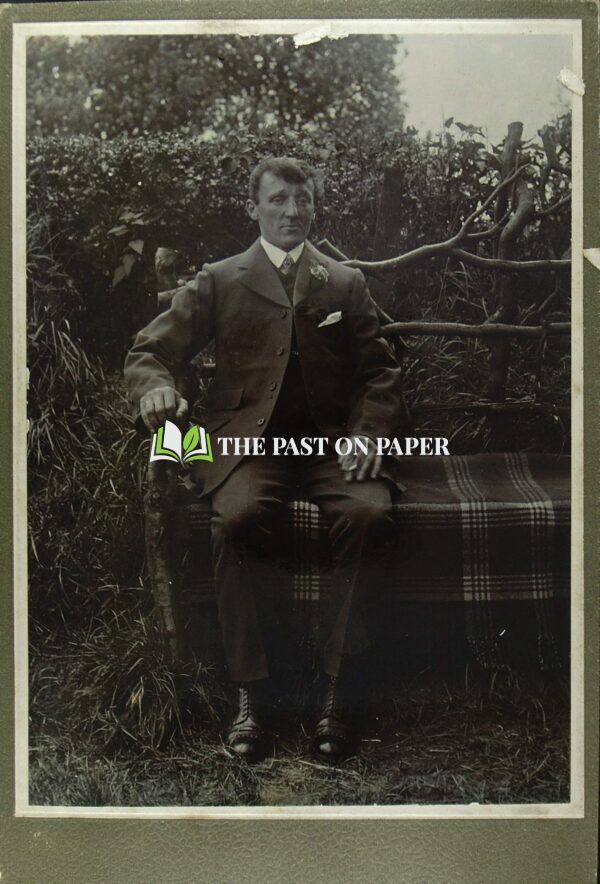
left=276, top=346, right=285, bottom=355
left=257, top=418, right=265, bottom=426
left=269, top=382, right=277, bottom=390
left=281, top=310, right=288, bottom=318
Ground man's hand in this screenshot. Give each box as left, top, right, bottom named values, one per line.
left=140, top=386, right=188, bottom=431
left=338, top=436, right=382, bottom=482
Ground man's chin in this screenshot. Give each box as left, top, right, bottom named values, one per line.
left=274, top=231, right=306, bottom=250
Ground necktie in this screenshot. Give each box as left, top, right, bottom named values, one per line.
left=280, top=253, right=295, bottom=276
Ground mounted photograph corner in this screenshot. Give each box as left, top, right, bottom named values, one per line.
left=15, top=19, right=581, bottom=815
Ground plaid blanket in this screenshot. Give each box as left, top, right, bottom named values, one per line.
left=174, top=453, right=570, bottom=670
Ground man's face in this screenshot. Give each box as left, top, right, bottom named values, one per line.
left=246, top=171, right=315, bottom=251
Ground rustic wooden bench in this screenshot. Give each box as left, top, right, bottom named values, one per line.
left=143, top=135, right=572, bottom=673
left=146, top=446, right=570, bottom=677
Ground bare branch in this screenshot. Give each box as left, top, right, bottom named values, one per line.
left=346, top=248, right=569, bottom=275
left=316, top=239, right=349, bottom=263
left=447, top=249, right=569, bottom=273
left=538, top=289, right=561, bottom=320
left=535, top=194, right=571, bottom=219
left=455, top=163, right=529, bottom=240
left=465, top=208, right=511, bottom=242
left=190, top=314, right=570, bottom=382
left=412, top=399, right=568, bottom=417
left=539, top=125, right=571, bottom=177
left=485, top=124, right=533, bottom=415
left=335, top=166, right=540, bottom=276
left=497, top=179, right=535, bottom=261
left=381, top=321, right=570, bottom=339
left=495, top=122, right=524, bottom=222
left=538, top=165, right=551, bottom=207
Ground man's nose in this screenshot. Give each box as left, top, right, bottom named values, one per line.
left=285, top=199, right=300, bottom=218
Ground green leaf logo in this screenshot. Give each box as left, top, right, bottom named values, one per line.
left=183, top=426, right=200, bottom=455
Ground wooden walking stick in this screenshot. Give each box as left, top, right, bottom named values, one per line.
left=143, top=247, right=183, bottom=662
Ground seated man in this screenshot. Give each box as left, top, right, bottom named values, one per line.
left=125, top=157, right=405, bottom=761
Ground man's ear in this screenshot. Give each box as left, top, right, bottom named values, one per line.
left=246, top=199, right=258, bottom=221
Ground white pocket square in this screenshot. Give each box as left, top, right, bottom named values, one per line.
left=318, top=311, right=342, bottom=328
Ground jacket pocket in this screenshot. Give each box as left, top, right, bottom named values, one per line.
left=204, top=415, right=233, bottom=433
left=204, top=385, right=245, bottom=432
left=208, top=386, right=244, bottom=411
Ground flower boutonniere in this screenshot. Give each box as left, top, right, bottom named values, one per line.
left=309, top=261, right=329, bottom=288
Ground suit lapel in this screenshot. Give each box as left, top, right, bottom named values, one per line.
left=239, top=238, right=330, bottom=309
left=294, top=239, right=334, bottom=307
left=238, top=239, right=289, bottom=308
left=292, top=242, right=313, bottom=307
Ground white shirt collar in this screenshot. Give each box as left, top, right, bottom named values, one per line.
left=260, top=237, right=305, bottom=269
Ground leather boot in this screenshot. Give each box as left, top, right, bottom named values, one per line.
left=226, top=683, right=268, bottom=761
left=312, top=674, right=356, bottom=760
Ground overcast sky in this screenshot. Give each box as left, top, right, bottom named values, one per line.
left=399, top=35, right=573, bottom=145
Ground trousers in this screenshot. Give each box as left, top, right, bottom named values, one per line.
left=209, top=453, right=397, bottom=682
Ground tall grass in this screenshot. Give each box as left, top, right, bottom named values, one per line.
left=27, top=212, right=146, bottom=622
left=27, top=214, right=219, bottom=750
left=30, top=609, right=228, bottom=751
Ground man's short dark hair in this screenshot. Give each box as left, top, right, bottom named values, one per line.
left=248, top=157, right=324, bottom=203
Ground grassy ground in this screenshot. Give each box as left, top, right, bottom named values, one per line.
left=29, top=647, right=569, bottom=808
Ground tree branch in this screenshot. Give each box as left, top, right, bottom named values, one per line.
left=495, top=121, right=523, bottom=222
left=534, top=279, right=562, bottom=318
left=447, top=249, right=569, bottom=272
left=455, top=162, right=528, bottom=240
left=535, top=193, right=571, bottom=219
left=465, top=208, right=511, bottom=242
left=539, top=125, right=571, bottom=178
left=497, top=179, right=535, bottom=260
left=381, top=321, right=570, bottom=339
left=191, top=320, right=570, bottom=379
left=345, top=247, right=569, bottom=275
left=316, top=239, right=350, bottom=263
left=412, top=400, right=569, bottom=417
left=322, top=166, right=531, bottom=275
left=322, top=156, right=571, bottom=279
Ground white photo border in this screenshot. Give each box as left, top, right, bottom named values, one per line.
left=13, top=16, right=585, bottom=819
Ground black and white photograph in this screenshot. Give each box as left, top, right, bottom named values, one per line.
left=15, top=17, right=582, bottom=814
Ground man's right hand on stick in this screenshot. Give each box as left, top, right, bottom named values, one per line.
left=140, top=386, right=188, bottom=431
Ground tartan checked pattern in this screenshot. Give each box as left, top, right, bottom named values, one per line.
left=505, top=452, right=561, bottom=669
left=443, top=456, right=498, bottom=667
left=177, top=453, right=570, bottom=670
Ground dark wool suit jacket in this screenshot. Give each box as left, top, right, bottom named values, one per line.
left=125, top=238, right=405, bottom=496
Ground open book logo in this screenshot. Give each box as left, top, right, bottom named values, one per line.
left=150, top=420, right=213, bottom=465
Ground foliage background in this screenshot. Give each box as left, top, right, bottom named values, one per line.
left=25, top=34, right=571, bottom=797
left=27, top=34, right=404, bottom=138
